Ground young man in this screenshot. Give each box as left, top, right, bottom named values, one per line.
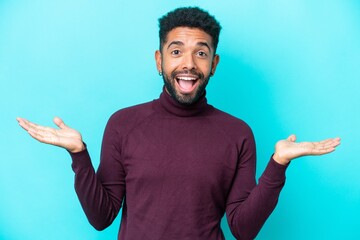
left=17, top=7, right=340, bottom=240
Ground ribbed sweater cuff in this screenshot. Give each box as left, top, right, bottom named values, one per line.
left=260, top=155, right=289, bottom=188
left=69, top=148, right=92, bottom=173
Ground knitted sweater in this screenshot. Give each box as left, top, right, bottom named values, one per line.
left=70, top=89, right=287, bottom=240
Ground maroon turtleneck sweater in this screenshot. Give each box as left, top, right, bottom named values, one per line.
left=70, top=89, right=288, bottom=240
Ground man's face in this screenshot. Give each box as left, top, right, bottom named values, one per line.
left=155, top=27, right=219, bottom=105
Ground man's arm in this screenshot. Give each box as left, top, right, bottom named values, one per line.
left=226, top=133, right=340, bottom=240
left=17, top=117, right=125, bottom=230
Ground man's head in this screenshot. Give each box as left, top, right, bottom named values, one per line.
left=156, top=7, right=221, bottom=105
left=158, top=7, right=221, bottom=54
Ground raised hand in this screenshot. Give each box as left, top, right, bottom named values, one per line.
left=273, top=134, right=341, bottom=165
left=17, top=117, right=85, bottom=153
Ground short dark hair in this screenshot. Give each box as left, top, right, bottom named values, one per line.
left=158, top=7, right=221, bottom=53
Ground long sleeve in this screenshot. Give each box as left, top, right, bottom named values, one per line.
left=226, top=132, right=288, bottom=240
left=70, top=115, right=126, bottom=230
left=68, top=91, right=288, bottom=239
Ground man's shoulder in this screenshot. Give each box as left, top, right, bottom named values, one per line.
left=106, top=100, right=155, bottom=129
left=209, top=107, right=254, bottom=137
left=114, top=100, right=154, bottom=117
left=211, top=107, right=250, bottom=127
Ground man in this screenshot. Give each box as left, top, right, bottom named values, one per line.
left=17, top=7, right=340, bottom=240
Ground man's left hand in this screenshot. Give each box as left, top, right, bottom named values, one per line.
left=273, top=135, right=341, bottom=165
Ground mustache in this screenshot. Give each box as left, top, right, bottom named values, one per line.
left=171, top=69, right=204, bottom=79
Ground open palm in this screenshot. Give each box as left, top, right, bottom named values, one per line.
left=17, top=117, right=85, bottom=153
left=273, top=134, right=341, bottom=165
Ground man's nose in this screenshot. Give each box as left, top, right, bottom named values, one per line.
left=181, top=53, right=196, bottom=70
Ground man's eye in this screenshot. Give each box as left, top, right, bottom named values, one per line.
left=198, top=51, right=207, bottom=57
left=171, top=50, right=180, bottom=55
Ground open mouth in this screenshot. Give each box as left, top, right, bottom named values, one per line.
left=175, top=75, right=199, bottom=93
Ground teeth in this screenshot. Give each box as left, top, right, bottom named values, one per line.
left=177, top=77, right=197, bottom=81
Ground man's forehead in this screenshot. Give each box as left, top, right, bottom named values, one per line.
left=163, top=27, right=213, bottom=46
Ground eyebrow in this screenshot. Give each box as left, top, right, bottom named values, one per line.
left=167, top=41, right=212, bottom=52
left=197, top=42, right=211, bottom=52
left=167, top=41, right=184, bottom=49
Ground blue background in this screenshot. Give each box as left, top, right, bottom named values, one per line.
left=1, top=0, right=359, bottom=239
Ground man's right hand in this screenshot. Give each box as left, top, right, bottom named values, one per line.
left=17, top=117, right=85, bottom=153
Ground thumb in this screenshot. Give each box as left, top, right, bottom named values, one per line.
left=287, top=134, right=297, bottom=142
left=53, top=116, right=67, bottom=129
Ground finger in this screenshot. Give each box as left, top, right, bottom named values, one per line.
left=27, top=124, right=59, bottom=143
left=17, top=117, right=30, bottom=130
left=17, top=118, right=41, bottom=132
left=317, top=138, right=341, bottom=148
left=318, top=138, right=337, bottom=145
left=17, top=117, right=30, bottom=126
left=323, top=139, right=340, bottom=148
left=309, top=147, right=332, bottom=155
left=28, top=128, right=58, bottom=144
left=330, top=137, right=341, bottom=146
left=53, top=117, right=67, bottom=129
left=287, top=134, right=296, bottom=142
left=311, top=143, right=338, bottom=154
left=25, top=121, right=56, bottom=135
left=16, top=117, right=25, bottom=123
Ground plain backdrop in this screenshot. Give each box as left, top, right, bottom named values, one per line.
left=1, top=0, right=359, bottom=239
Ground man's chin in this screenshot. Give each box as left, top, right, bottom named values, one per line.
left=173, top=91, right=201, bottom=105
left=163, top=78, right=205, bottom=105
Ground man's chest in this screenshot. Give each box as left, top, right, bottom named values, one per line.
left=121, top=118, right=239, bottom=190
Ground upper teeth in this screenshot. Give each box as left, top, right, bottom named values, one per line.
left=177, top=77, right=196, bottom=81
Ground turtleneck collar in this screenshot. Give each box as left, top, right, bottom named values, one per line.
left=153, top=87, right=213, bottom=117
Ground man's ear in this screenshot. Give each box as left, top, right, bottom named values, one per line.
left=211, top=54, right=220, bottom=76
left=155, top=50, right=162, bottom=73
